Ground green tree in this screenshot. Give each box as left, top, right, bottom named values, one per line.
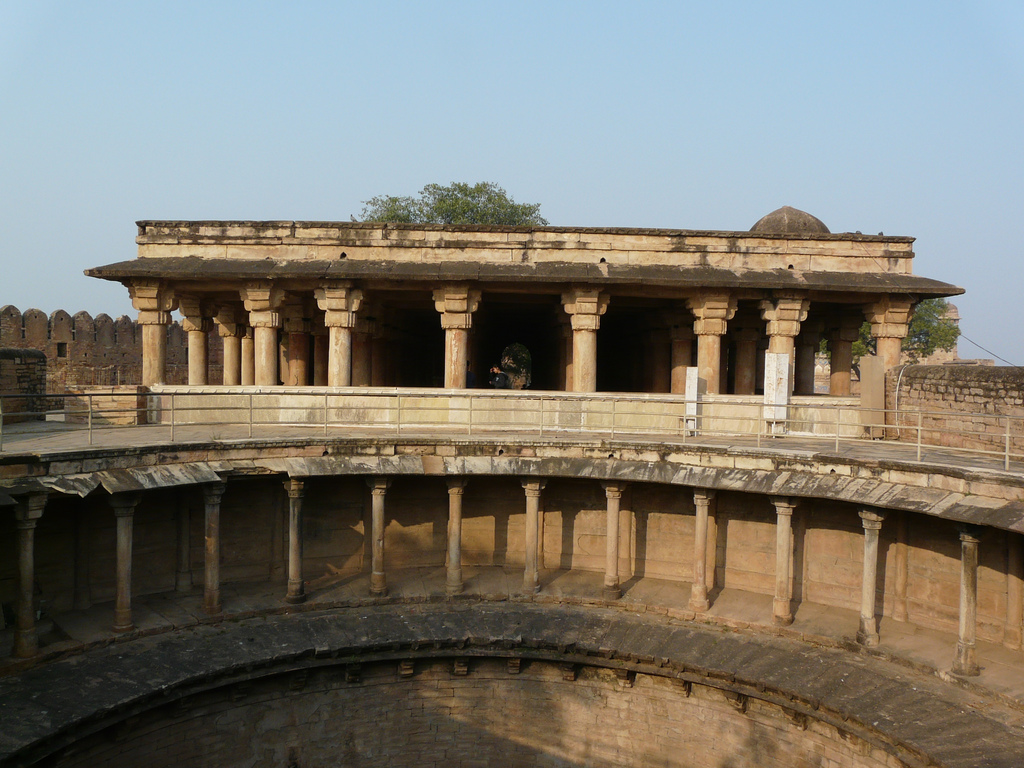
left=357, top=182, right=548, bottom=226
left=848, top=298, right=960, bottom=363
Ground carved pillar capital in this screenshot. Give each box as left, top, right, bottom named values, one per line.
left=759, top=296, right=810, bottom=339
left=562, top=287, right=609, bottom=331
left=433, top=285, right=481, bottom=329
left=687, top=293, right=737, bottom=336
left=865, top=296, right=914, bottom=340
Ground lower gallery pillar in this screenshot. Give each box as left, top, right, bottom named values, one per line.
left=110, top=493, right=141, bottom=633
left=368, top=477, right=391, bottom=596
left=13, top=493, right=47, bottom=658
left=953, top=526, right=981, bottom=676
left=284, top=478, right=306, bottom=604
left=771, top=496, right=797, bottom=625
left=689, top=489, right=715, bottom=612
left=202, top=482, right=226, bottom=615
left=892, top=510, right=909, bottom=622
left=856, top=510, right=885, bottom=647
left=446, top=479, right=467, bottom=595
left=602, top=482, right=625, bottom=599
left=522, top=480, right=546, bottom=594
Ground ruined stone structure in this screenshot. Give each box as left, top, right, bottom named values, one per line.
left=0, top=305, right=222, bottom=391
left=7, top=210, right=1024, bottom=767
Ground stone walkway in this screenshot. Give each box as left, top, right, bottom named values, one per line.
left=4, top=568, right=1024, bottom=767
left=2, top=419, right=1022, bottom=478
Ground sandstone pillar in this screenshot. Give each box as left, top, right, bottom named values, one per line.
left=828, top=318, right=860, bottom=396
left=687, top=294, right=737, bottom=395
left=110, top=493, right=140, bottom=633
left=1006, top=534, right=1023, bottom=650
left=240, top=327, right=256, bottom=386
left=953, top=526, right=981, bottom=676
left=562, top=288, right=609, bottom=393
left=216, top=307, right=247, bottom=386
left=665, top=313, right=694, bottom=395
left=649, top=329, right=671, bottom=393
left=760, top=296, right=810, bottom=394
left=732, top=328, right=760, bottom=396
left=13, top=493, right=46, bottom=658
left=283, top=299, right=311, bottom=387
left=284, top=478, right=306, bottom=604
left=371, top=331, right=388, bottom=386
left=368, top=477, right=391, bottom=596
left=434, top=286, right=481, bottom=389
left=446, top=478, right=467, bottom=595
left=866, top=297, right=913, bottom=374
left=794, top=320, right=823, bottom=396
left=315, top=283, right=363, bottom=387
left=175, top=493, right=192, bottom=593
left=522, top=480, right=546, bottom=594
left=202, top=482, right=226, bottom=615
left=771, top=496, right=797, bottom=625
left=602, top=483, right=626, bottom=599
left=352, top=316, right=375, bottom=386
left=557, top=315, right=573, bottom=391
left=689, top=489, right=715, bottom=612
left=857, top=510, right=885, bottom=647
left=129, top=282, right=176, bottom=387
left=179, top=296, right=216, bottom=386
left=241, top=284, right=285, bottom=386
left=312, top=327, right=329, bottom=386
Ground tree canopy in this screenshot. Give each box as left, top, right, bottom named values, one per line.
left=357, top=182, right=548, bottom=226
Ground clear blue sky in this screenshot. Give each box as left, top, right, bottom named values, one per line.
left=2, top=1, right=1022, bottom=364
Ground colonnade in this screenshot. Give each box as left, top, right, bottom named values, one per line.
left=7, top=480, right=993, bottom=679
left=128, top=280, right=914, bottom=395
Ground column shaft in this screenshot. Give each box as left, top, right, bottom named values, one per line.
left=111, top=494, right=139, bottom=633
left=444, top=327, right=469, bottom=388
left=522, top=481, right=545, bottom=594
left=603, top=483, right=624, bottom=599
left=696, top=333, right=723, bottom=394
left=369, top=478, right=390, bottom=596
left=772, top=497, right=796, bottom=625
left=893, top=511, right=909, bottom=622
left=953, top=527, right=981, bottom=676
left=857, top=510, right=885, bottom=647
left=284, top=479, right=306, bottom=604
left=689, top=489, right=715, bottom=612
left=253, top=325, right=279, bottom=385
left=733, top=330, right=759, bottom=396
left=222, top=335, right=242, bottom=386
left=572, top=328, right=598, bottom=392
left=141, top=323, right=168, bottom=386
left=328, top=326, right=353, bottom=386
left=13, top=494, right=46, bottom=658
left=286, top=332, right=310, bottom=386
left=203, top=482, right=225, bottom=615
left=446, top=480, right=467, bottom=595
left=241, top=330, right=255, bottom=386
left=830, top=337, right=853, bottom=396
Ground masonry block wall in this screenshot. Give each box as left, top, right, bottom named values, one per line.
left=887, top=365, right=1024, bottom=456
left=0, top=348, right=47, bottom=422
left=0, top=305, right=223, bottom=389
left=51, top=659, right=902, bottom=768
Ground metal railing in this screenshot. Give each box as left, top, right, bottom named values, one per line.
left=2, top=388, right=1022, bottom=472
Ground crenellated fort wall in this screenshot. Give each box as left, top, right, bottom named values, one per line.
left=0, top=305, right=223, bottom=391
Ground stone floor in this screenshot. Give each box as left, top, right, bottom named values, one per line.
left=4, top=563, right=1024, bottom=709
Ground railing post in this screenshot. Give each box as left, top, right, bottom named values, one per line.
left=324, top=391, right=329, bottom=438
left=247, top=392, right=253, bottom=439
left=1007, top=416, right=1012, bottom=471
left=921, top=411, right=929, bottom=460
left=610, top=397, right=617, bottom=439
left=834, top=406, right=840, bottom=452
left=88, top=394, right=94, bottom=446
left=169, top=393, right=175, bottom=442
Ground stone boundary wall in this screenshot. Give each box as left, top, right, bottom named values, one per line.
left=0, top=348, right=47, bottom=423
left=887, top=365, right=1024, bottom=456
left=0, top=305, right=222, bottom=389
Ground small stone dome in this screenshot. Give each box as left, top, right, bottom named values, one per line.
left=750, top=206, right=830, bottom=235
